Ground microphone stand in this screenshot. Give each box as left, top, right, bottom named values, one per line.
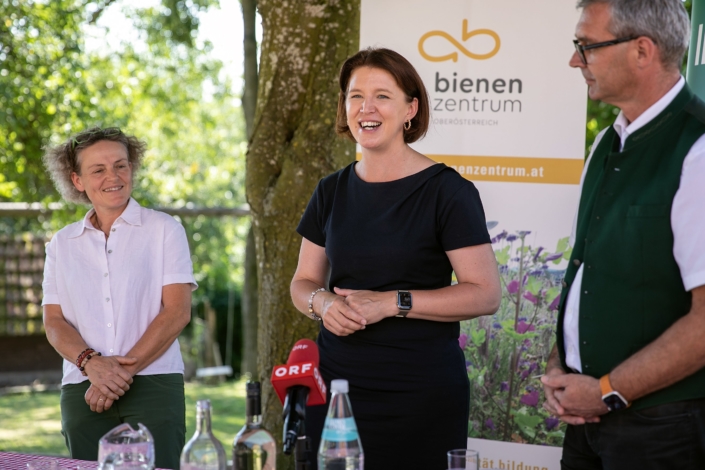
left=282, top=386, right=312, bottom=469
left=295, top=427, right=312, bottom=470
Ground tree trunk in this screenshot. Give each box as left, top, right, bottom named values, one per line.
left=241, top=0, right=259, bottom=140
left=247, top=0, right=359, bottom=466
left=240, top=0, right=260, bottom=379
left=241, top=225, right=259, bottom=377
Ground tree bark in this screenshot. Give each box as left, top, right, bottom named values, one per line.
left=247, top=0, right=359, bottom=466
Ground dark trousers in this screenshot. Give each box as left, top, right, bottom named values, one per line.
left=562, top=398, right=705, bottom=470
left=60, top=374, right=185, bottom=470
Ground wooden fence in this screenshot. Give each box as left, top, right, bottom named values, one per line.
left=0, top=234, right=47, bottom=336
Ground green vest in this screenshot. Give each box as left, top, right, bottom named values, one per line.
left=557, top=84, right=705, bottom=410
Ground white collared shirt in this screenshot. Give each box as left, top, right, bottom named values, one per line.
left=42, top=198, right=197, bottom=385
left=564, top=77, right=705, bottom=372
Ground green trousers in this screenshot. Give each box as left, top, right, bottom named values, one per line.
left=60, top=374, right=185, bottom=470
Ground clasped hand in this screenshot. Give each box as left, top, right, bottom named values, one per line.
left=319, top=287, right=397, bottom=336
left=83, top=355, right=137, bottom=413
left=541, top=369, right=609, bottom=425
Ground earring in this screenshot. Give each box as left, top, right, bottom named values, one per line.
left=404, top=120, right=411, bottom=131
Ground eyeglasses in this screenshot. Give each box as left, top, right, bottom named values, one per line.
left=71, top=127, right=122, bottom=150
left=573, top=36, right=639, bottom=65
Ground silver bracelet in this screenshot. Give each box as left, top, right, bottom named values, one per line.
left=308, top=287, right=326, bottom=321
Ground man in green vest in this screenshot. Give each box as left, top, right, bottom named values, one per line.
left=540, top=0, right=705, bottom=468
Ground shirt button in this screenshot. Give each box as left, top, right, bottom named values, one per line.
left=108, top=250, right=113, bottom=254
left=111, top=228, right=116, bottom=232
left=107, top=323, right=112, bottom=328
left=584, top=291, right=588, bottom=295
left=106, top=298, right=110, bottom=302
left=104, top=273, right=108, bottom=277
left=109, top=349, right=114, bottom=353
left=573, top=259, right=581, bottom=266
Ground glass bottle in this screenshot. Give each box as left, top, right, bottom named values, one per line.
left=180, top=399, right=227, bottom=470
left=318, top=379, right=364, bottom=470
left=233, top=381, right=277, bottom=470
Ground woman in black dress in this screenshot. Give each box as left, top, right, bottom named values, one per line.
left=290, top=48, right=501, bottom=469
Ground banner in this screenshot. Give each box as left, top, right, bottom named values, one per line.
left=361, top=0, right=587, bottom=465
left=687, top=0, right=705, bottom=98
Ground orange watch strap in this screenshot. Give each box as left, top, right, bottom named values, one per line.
left=599, top=374, right=613, bottom=397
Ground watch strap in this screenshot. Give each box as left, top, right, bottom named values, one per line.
left=600, top=374, right=630, bottom=410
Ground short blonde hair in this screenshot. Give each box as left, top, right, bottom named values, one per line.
left=42, top=127, right=146, bottom=204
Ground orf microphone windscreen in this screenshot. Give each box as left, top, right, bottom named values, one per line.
left=271, top=339, right=327, bottom=406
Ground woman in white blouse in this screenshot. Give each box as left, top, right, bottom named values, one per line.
left=41, top=127, right=197, bottom=469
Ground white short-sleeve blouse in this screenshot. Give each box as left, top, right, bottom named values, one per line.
left=42, top=198, right=198, bottom=385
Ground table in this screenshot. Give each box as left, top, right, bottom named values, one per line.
left=0, top=452, right=98, bottom=469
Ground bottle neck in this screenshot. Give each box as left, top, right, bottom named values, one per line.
left=196, top=407, right=213, bottom=434
left=246, top=394, right=263, bottom=426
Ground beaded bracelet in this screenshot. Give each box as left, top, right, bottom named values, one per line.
left=75, top=348, right=95, bottom=368
left=308, top=287, right=326, bottom=321
left=79, top=351, right=102, bottom=376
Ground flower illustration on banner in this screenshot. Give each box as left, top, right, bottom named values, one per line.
left=520, top=390, right=539, bottom=407
left=460, top=229, right=572, bottom=445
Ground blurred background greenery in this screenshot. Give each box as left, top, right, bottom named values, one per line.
left=0, top=380, right=246, bottom=456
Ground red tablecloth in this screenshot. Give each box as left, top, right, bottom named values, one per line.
left=0, top=452, right=98, bottom=469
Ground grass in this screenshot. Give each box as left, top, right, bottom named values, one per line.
left=0, top=380, right=246, bottom=457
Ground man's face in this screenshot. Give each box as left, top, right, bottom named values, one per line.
left=570, top=3, right=636, bottom=106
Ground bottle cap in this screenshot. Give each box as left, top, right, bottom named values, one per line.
left=196, top=399, right=211, bottom=410
left=331, top=379, right=348, bottom=393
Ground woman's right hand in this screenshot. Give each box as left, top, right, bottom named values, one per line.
left=318, top=291, right=367, bottom=336
left=83, top=355, right=137, bottom=400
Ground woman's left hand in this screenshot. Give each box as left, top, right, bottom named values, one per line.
left=85, top=384, right=114, bottom=413
left=334, top=287, right=396, bottom=325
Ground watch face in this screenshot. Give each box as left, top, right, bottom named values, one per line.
left=398, top=291, right=412, bottom=310
left=603, top=393, right=628, bottom=411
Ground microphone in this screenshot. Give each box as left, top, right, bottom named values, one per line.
left=270, top=339, right=327, bottom=455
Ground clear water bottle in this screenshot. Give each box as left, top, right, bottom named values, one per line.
left=180, top=399, right=227, bottom=470
left=233, top=382, right=276, bottom=470
left=318, top=379, right=364, bottom=470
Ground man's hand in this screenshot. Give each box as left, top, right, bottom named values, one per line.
left=542, top=373, right=607, bottom=423
left=541, top=344, right=602, bottom=425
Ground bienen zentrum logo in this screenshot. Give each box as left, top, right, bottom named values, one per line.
left=418, top=19, right=500, bottom=62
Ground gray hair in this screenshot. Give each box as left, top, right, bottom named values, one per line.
left=42, top=127, right=146, bottom=205
left=577, top=0, right=690, bottom=70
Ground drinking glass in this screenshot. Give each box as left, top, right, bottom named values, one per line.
left=98, top=423, right=155, bottom=470
left=26, top=460, right=59, bottom=470
left=447, top=449, right=479, bottom=470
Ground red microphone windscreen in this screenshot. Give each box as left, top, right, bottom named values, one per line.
left=286, top=339, right=319, bottom=366
left=271, top=339, right=326, bottom=406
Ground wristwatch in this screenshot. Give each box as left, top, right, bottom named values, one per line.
left=599, top=374, right=630, bottom=411
left=395, top=290, right=412, bottom=318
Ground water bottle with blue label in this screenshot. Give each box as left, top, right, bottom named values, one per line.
left=318, top=379, right=364, bottom=470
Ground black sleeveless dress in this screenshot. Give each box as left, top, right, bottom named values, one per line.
left=297, top=162, right=490, bottom=470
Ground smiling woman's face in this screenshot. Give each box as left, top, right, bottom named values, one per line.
left=345, top=66, right=417, bottom=152
left=71, top=140, right=132, bottom=214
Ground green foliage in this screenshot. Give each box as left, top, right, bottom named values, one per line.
left=0, top=0, right=92, bottom=203
left=1, top=1, right=248, bottom=371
